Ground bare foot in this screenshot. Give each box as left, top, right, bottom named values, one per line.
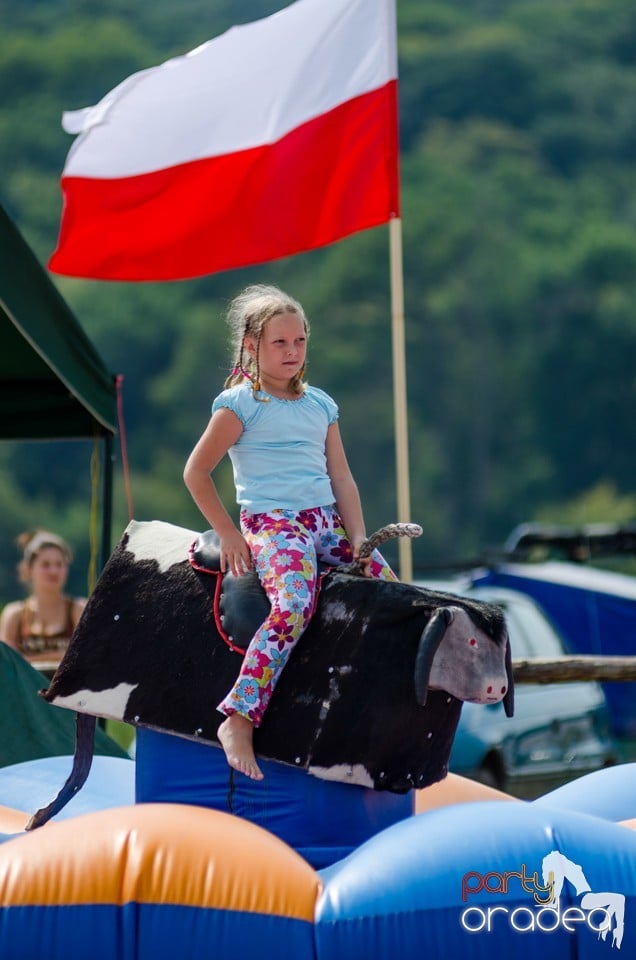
left=217, top=714, right=264, bottom=780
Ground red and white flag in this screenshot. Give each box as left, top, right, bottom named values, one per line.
left=49, top=0, right=399, bottom=281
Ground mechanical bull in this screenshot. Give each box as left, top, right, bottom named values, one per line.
left=29, top=520, right=514, bottom=828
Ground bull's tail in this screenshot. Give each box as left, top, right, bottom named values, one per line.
left=25, top=713, right=96, bottom=830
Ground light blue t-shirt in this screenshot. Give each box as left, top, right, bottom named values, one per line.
left=212, top=382, right=339, bottom=514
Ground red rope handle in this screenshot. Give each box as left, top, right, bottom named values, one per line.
left=116, top=374, right=135, bottom=522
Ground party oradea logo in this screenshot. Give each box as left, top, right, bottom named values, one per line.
left=461, top=850, right=625, bottom=949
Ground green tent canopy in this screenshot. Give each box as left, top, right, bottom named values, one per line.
left=0, top=203, right=117, bottom=563
left=0, top=203, right=116, bottom=439
left=0, top=642, right=128, bottom=768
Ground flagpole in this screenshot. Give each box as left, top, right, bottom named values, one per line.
left=389, top=216, right=413, bottom=582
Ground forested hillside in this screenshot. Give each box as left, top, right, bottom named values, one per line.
left=1, top=0, right=636, bottom=597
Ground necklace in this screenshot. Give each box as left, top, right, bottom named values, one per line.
left=266, top=390, right=302, bottom=401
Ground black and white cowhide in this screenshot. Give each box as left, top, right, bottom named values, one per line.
left=32, top=519, right=513, bottom=826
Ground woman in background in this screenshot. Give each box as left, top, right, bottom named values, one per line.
left=0, top=529, right=85, bottom=669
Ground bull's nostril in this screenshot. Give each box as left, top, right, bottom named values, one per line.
left=487, top=685, right=493, bottom=694
left=501, top=686, right=506, bottom=693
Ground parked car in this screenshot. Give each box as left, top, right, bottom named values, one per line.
left=415, top=581, right=617, bottom=799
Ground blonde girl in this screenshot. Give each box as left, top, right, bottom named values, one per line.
left=184, top=285, right=396, bottom=780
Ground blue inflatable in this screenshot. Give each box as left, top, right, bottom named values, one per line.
left=316, top=800, right=636, bottom=958
left=0, top=803, right=320, bottom=960
left=1, top=743, right=635, bottom=959
left=535, top=763, right=636, bottom=821
left=0, top=754, right=134, bottom=830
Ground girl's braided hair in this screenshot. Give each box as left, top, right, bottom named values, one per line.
left=223, top=284, right=309, bottom=400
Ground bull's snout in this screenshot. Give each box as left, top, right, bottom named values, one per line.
left=467, top=678, right=508, bottom=705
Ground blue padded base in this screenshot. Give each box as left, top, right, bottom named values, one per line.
left=135, top=728, right=413, bottom=868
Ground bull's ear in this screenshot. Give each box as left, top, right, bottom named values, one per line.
left=414, top=607, right=452, bottom=706
left=503, top=628, right=515, bottom=718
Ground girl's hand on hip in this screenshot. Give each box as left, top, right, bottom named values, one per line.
left=220, top=530, right=253, bottom=578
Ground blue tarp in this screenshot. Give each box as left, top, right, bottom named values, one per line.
left=473, top=561, right=636, bottom=737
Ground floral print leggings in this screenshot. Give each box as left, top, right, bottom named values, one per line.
left=217, top=504, right=397, bottom=725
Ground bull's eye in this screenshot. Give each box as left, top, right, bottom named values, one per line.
left=469, top=637, right=478, bottom=647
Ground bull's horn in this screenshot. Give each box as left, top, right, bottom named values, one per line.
left=414, top=607, right=453, bottom=706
